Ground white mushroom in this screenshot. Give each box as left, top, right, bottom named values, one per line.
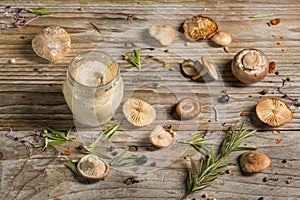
left=123, top=98, right=156, bottom=127
left=231, top=49, right=269, bottom=84
left=77, top=155, right=110, bottom=180
left=148, top=25, right=175, bottom=46
left=149, top=125, right=174, bottom=148
left=32, top=26, right=71, bottom=61
left=192, top=56, right=218, bottom=80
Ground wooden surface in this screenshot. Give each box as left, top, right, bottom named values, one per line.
left=1, top=0, right=300, bottom=199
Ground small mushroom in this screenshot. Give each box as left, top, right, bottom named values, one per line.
left=231, top=49, right=269, bottom=84
left=148, top=25, right=175, bottom=46
left=192, top=57, right=218, bottom=80
left=256, top=98, right=293, bottom=126
left=149, top=125, right=174, bottom=148
left=210, top=31, right=232, bottom=46
left=176, top=98, right=201, bottom=120
left=181, top=59, right=199, bottom=76
left=239, top=151, right=271, bottom=173
left=183, top=15, right=218, bottom=41
left=77, top=155, right=110, bottom=180
left=32, top=26, right=71, bottom=61
left=123, top=98, right=156, bottom=127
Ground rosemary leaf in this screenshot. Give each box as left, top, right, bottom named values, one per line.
left=28, top=4, right=52, bottom=15
left=65, top=158, right=80, bottom=177
left=184, top=122, right=256, bottom=199
left=249, top=13, right=275, bottom=18
left=88, top=124, right=119, bottom=149
left=84, top=148, right=111, bottom=159
left=47, top=127, right=68, bottom=140
left=37, top=139, right=66, bottom=147
left=110, top=150, right=128, bottom=166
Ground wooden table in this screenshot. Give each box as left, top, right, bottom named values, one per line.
left=1, top=1, right=300, bottom=199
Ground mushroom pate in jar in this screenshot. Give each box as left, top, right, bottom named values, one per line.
left=63, top=51, right=123, bottom=126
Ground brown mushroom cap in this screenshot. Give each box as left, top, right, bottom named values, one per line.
left=149, top=125, right=174, bottom=148
left=32, top=26, right=71, bottom=61
left=239, top=151, right=271, bottom=173
left=181, top=59, right=199, bottom=76
left=210, top=30, right=232, bottom=46
left=192, top=57, right=218, bottom=80
left=256, top=98, right=293, bottom=126
left=231, top=49, right=269, bottom=84
left=176, top=98, right=201, bottom=119
left=183, top=15, right=218, bottom=41
left=77, top=155, right=110, bottom=180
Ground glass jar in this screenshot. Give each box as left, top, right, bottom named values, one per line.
left=62, top=51, right=123, bottom=126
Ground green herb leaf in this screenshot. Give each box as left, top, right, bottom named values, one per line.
left=29, top=9, right=52, bottom=15
left=87, top=124, right=119, bottom=149
left=65, top=158, right=80, bottom=177
left=37, top=139, right=66, bottom=147
left=110, top=150, right=128, bottom=166
left=125, top=49, right=141, bottom=69
left=249, top=13, right=275, bottom=18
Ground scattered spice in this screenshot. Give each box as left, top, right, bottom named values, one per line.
left=151, top=161, right=157, bottom=167
left=225, top=169, right=232, bottom=174
left=54, top=197, right=61, bottom=200
left=269, top=61, right=275, bottom=73
left=272, top=34, right=277, bottom=39
left=282, top=159, right=287, bottom=163
left=281, top=49, right=285, bottom=52
left=127, top=14, right=135, bottom=20
left=78, top=7, right=84, bottom=11
left=240, top=112, right=247, bottom=117
left=280, top=36, right=284, bottom=39
left=275, top=71, right=279, bottom=75
left=219, top=94, right=230, bottom=103
left=270, top=18, right=280, bottom=25
left=275, top=171, right=280, bottom=175
left=202, top=193, right=208, bottom=198
left=276, top=138, right=281, bottom=144
left=258, top=197, right=264, bottom=200
left=163, top=62, right=169, bottom=68
left=123, top=177, right=139, bottom=185
left=272, top=130, right=278, bottom=134
left=224, top=46, right=232, bottom=53
left=286, top=179, right=292, bottom=184
left=21, top=95, right=26, bottom=99
left=61, top=148, right=72, bottom=156
left=258, top=89, right=269, bottom=95
left=10, top=59, right=16, bottom=64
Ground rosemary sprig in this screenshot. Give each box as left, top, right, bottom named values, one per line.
left=124, top=49, right=141, bottom=69
left=65, top=158, right=80, bottom=177
left=28, top=4, right=52, bottom=15
left=184, top=122, right=256, bottom=199
left=186, top=132, right=212, bottom=155
left=83, top=124, right=119, bottom=159
left=249, top=13, right=275, bottom=18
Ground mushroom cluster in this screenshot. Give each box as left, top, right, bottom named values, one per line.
left=181, top=57, right=218, bottom=81
left=183, top=15, right=232, bottom=46
left=231, top=49, right=269, bottom=84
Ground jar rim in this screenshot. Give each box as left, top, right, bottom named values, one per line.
left=68, top=50, right=120, bottom=89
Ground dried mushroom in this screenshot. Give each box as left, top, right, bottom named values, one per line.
left=231, top=49, right=269, bottom=84
left=192, top=57, right=218, bottom=80
left=149, top=125, right=174, bottom=148
left=183, top=15, right=218, bottom=40
left=77, top=155, right=110, bottom=180
left=123, top=98, right=156, bottom=127
left=181, top=59, right=199, bottom=76
left=210, top=30, right=232, bottom=46
left=239, top=151, right=271, bottom=173
left=256, top=98, right=293, bottom=126
left=148, top=25, right=175, bottom=46
left=176, top=98, right=201, bottom=119
left=32, top=26, right=71, bottom=61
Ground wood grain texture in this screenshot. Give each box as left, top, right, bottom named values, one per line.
left=0, top=0, right=300, bottom=199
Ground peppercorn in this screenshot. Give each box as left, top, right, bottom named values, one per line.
left=270, top=18, right=280, bottom=25
left=219, top=94, right=230, bottom=103
left=136, top=155, right=148, bottom=165
left=282, top=159, right=287, bottom=163
left=286, top=179, right=292, bottom=184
